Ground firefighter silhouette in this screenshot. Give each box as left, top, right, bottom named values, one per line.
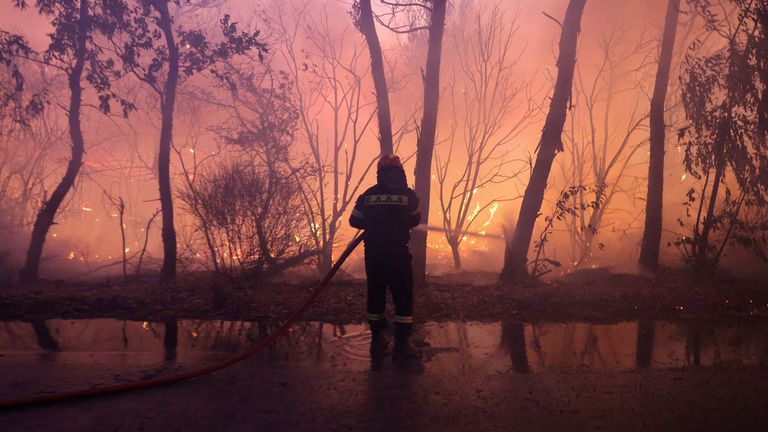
left=350, top=154, right=421, bottom=360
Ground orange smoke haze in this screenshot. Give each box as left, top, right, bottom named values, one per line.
left=1, top=0, right=763, bottom=280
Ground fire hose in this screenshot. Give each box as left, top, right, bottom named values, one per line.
left=0, top=233, right=364, bottom=410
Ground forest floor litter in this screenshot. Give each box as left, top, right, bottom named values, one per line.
left=1, top=269, right=767, bottom=324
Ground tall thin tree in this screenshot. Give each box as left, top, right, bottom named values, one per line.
left=152, top=0, right=180, bottom=282
left=500, top=0, right=587, bottom=283
left=639, top=0, right=680, bottom=271
left=118, top=3, right=265, bottom=281
left=411, top=0, right=447, bottom=286
left=355, top=0, right=394, bottom=155
left=8, top=0, right=130, bottom=282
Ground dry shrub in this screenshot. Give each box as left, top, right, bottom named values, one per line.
left=180, top=159, right=315, bottom=277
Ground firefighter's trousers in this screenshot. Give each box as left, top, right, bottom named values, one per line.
left=364, top=245, right=414, bottom=339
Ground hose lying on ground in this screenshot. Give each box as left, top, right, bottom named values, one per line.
left=0, top=233, right=364, bottom=410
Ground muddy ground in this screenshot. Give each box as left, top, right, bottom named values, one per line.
left=1, top=269, right=767, bottom=323
left=1, top=354, right=767, bottom=431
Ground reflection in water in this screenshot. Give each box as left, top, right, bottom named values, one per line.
left=686, top=324, right=701, bottom=367
left=30, top=320, right=58, bottom=351
left=501, top=321, right=529, bottom=373
left=1, top=319, right=767, bottom=374
left=636, top=320, right=654, bottom=369
left=164, top=321, right=178, bottom=361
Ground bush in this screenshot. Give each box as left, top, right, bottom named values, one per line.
left=180, top=159, right=315, bottom=276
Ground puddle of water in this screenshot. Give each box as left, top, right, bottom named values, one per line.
left=2, top=319, right=767, bottom=373
left=2, top=318, right=768, bottom=401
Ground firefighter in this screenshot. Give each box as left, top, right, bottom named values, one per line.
left=349, top=154, right=421, bottom=360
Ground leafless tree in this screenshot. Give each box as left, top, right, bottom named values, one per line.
left=266, top=0, right=379, bottom=273
left=557, top=29, right=655, bottom=268
left=180, top=159, right=313, bottom=276
left=435, top=5, right=535, bottom=269
left=0, top=85, right=66, bottom=233
left=174, top=124, right=223, bottom=272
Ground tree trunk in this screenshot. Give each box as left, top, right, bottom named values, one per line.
left=20, top=0, right=89, bottom=283
left=639, top=0, right=680, bottom=271
left=450, top=240, right=461, bottom=270
left=155, top=0, right=179, bottom=283
left=500, top=0, right=587, bottom=283
left=695, top=159, right=724, bottom=269
left=318, top=242, right=333, bottom=274
left=357, top=0, right=393, bottom=155
left=411, top=0, right=447, bottom=287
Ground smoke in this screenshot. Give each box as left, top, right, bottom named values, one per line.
left=2, top=0, right=765, bottom=282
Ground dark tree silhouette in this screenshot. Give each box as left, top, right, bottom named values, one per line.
left=117, top=2, right=266, bottom=281
left=153, top=0, right=180, bottom=283
left=639, top=0, right=680, bottom=271
left=501, top=321, right=530, bottom=373
left=677, top=0, right=768, bottom=271
left=354, top=0, right=394, bottom=155
left=164, top=320, right=178, bottom=361
left=411, top=0, right=447, bottom=286
left=635, top=320, right=654, bottom=369
left=31, top=320, right=59, bottom=351
left=500, top=0, right=587, bottom=283
left=3, top=0, right=132, bottom=282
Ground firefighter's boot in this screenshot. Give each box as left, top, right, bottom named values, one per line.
left=393, top=324, right=417, bottom=362
left=369, top=320, right=389, bottom=356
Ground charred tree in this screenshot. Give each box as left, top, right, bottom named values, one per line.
left=639, top=0, right=680, bottom=271
left=500, top=0, right=587, bottom=283
left=152, top=0, right=180, bottom=283
left=355, top=0, right=394, bottom=155
left=411, top=0, right=447, bottom=286
left=16, top=0, right=130, bottom=281
left=20, top=0, right=89, bottom=283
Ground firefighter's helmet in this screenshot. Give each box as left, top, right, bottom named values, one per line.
left=377, top=154, right=402, bottom=171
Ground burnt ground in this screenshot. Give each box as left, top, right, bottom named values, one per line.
left=1, top=269, right=767, bottom=323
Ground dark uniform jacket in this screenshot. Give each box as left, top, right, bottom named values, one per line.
left=349, top=166, right=421, bottom=248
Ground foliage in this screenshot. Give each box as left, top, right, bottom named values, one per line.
left=529, top=183, right=605, bottom=278
left=116, top=4, right=267, bottom=94
left=2, top=0, right=136, bottom=120
left=0, top=32, right=45, bottom=128
left=676, top=0, right=768, bottom=270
